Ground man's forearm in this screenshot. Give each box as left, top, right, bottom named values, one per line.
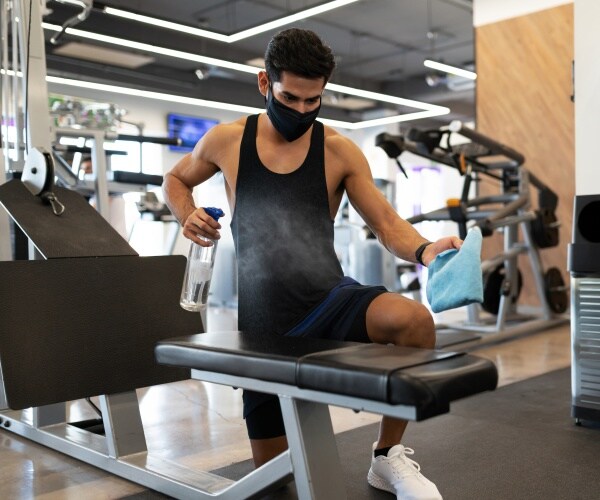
left=162, top=173, right=197, bottom=226
left=377, top=218, right=430, bottom=263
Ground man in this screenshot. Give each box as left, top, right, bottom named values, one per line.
left=163, top=27, right=461, bottom=500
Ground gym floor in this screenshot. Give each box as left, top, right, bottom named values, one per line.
left=0, top=307, right=571, bottom=499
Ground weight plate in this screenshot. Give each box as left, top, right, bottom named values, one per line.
left=482, top=263, right=523, bottom=315
left=531, top=209, right=559, bottom=249
left=544, top=267, right=568, bottom=314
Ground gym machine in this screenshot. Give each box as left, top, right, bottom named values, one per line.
left=0, top=0, right=180, bottom=256
left=569, top=195, right=600, bottom=425
left=0, top=6, right=206, bottom=495
left=376, top=121, right=568, bottom=347
left=51, top=126, right=177, bottom=219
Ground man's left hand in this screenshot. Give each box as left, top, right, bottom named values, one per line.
left=422, top=236, right=463, bottom=267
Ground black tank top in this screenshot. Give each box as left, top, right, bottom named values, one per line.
left=231, top=114, right=344, bottom=335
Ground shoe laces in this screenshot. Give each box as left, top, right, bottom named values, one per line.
left=387, top=446, right=422, bottom=478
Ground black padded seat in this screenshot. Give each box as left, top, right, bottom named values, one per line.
left=297, top=343, right=491, bottom=411
left=156, top=331, right=498, bottom=420
left=155, top=332, right=362, bottom=386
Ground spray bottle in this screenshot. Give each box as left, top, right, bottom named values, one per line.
left=180, top=207, right=224, bottom=312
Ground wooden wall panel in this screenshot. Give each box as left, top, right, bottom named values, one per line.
left=475, top=3, right=574, bottom=305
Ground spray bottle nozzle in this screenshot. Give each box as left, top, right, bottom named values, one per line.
left=204, top=207, right=225, bottom=221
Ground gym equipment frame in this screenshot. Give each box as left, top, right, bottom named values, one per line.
left=377, top=121, right=568, bottom=348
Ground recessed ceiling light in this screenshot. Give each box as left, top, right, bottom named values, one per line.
left=52, top=41, right=155, bottom=69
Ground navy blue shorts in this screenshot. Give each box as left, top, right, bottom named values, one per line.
left=244, top=277, right=388, bottom=440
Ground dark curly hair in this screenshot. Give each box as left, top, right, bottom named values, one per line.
left=264, top=28, right=336, bottom=83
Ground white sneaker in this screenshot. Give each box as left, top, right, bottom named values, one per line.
left=367, top=443, right=442, bottom=500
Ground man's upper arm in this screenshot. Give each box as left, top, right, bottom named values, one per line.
left=166, top=126, right=223, bottom=189
left=339, top=137, right=398, bottom=236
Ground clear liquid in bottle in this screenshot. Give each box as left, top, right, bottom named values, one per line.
left=179, top=207, right=224, bottom=312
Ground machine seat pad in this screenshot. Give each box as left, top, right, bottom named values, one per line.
left=111, top=171, right=163, bottom=186
left=156, top=331, right=498, bottom=413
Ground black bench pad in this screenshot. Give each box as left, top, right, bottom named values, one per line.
left=156, top=331, right=497, bottom=417
left=0, top=256, right=199, bottom=409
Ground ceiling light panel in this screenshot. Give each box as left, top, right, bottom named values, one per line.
left=52, top=41, right=155, bottom=68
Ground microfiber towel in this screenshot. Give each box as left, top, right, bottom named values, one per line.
left=426, top=227, right=483, bottom=313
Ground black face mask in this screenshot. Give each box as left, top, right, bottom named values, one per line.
left=266, top=87, right=321, bottom=142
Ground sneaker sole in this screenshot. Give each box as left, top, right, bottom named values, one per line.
left=367, top=468, right=396, bottom=495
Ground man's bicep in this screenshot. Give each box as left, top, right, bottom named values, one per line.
left=172, top=153, right=219, bottom=187
left=168, top=136, right=221, bottom=188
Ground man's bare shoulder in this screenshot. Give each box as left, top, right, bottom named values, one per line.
left=192, top=116, right=248, bottom=167
left=204, top=116, right=247, bottom=145
left=323, top=124, right=364, bottom=163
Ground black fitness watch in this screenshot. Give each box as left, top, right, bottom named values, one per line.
left=415, top=242, right=433, bottom=266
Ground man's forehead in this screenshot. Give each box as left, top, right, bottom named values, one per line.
left=273, top=73, right=326, bottom=93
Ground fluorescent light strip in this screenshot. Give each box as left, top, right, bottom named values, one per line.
left=227, top=0, right=360, bottom=42
left=42, top=23, right=449, bottom=117
left=104, top=0, right=360, bottom=43
left=42, top=23, right=258, bottom=75
left=46, top=76, right=448, bottom=129
left=102, top=8, right=230, bottom=43
left=424, top=60, right=477, bottom=80
left=46, top=76, right=262, bottom=115
left=326, top=82, right=445, bottom=111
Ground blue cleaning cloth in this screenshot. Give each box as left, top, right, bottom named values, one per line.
left=426, top=227, right=483, bottom=313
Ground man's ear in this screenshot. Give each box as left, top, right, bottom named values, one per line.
left=257, top=71, right=269, bottom=97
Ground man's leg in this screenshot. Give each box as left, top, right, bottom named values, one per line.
left=366, top=292, right=435, bottom=447
left=250, top=436, right=288, bottom=467
left=365, top=293, right=442, bottom=499
left=245, top=396, right=289, bottom=467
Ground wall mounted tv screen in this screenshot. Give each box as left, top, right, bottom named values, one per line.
left=167, top=113, right=218, bottom=153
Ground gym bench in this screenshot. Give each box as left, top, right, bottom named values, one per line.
left=155, top=331, right=498, bottom=499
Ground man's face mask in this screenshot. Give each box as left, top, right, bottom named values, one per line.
left=266, top=85, right=321, bottom=142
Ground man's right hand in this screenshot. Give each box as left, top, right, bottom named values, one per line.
left=182, top=207, right=221, bottom=246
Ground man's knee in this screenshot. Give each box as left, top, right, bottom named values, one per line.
left=411, top=303, right=435, bottom=348
left=394, top=302, right=435, bottom=349
left=367, top=294, right=435, bottom=348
